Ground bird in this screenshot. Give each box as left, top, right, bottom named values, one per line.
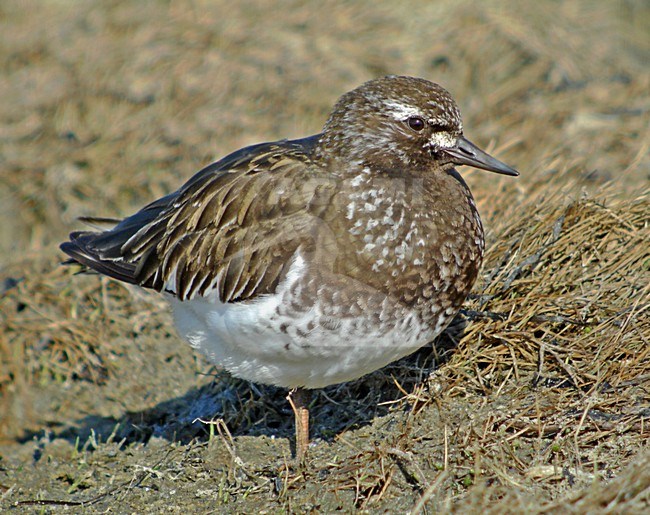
left=60, top=75, right=518, bottom=463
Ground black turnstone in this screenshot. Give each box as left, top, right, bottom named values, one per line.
left=60, top=76, right=518, bottom=461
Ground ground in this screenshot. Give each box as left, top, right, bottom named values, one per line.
left=0, top=0, right=649, bottom=513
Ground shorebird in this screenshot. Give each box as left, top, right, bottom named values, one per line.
left=60, top=76, right=518, bottom=462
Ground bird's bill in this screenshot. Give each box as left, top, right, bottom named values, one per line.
left=444, top=136, right=519, bottom=176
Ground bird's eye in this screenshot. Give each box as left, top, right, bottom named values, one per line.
left=407, top=116, right=426, bottom=132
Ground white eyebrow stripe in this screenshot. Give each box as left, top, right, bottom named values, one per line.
left=383, top=101, right=421, bottom=120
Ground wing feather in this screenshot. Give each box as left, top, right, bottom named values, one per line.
left=60, top=135, right=334, bottom=303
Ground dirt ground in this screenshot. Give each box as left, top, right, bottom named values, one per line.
left=1, top=0, right=649, bottom=513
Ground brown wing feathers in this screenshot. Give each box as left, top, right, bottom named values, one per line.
left=60, top=136, right=325, bottom=303
left=60, top=232, right=139, bottom=285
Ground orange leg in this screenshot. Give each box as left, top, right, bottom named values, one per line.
left=287, top=387, right=311, bottom=464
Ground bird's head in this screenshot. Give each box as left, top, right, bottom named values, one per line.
left=320, top=75, right=518, bottom=177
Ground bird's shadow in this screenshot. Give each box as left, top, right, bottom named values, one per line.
left=21, top=316, right=467, bottom=454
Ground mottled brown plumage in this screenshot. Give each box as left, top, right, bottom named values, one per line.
left=61, top=76, right=518, bottom=461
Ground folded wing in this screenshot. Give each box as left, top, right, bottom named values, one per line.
left=60, top=135, right=335, bottom=303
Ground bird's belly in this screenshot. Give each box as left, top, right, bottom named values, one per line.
left=168, top=290, right=443, bottom=389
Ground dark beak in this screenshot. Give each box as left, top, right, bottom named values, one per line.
left=444, top=136, right=519, bottom=176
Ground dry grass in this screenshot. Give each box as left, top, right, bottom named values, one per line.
left=1, top=0, right=648, bottom=512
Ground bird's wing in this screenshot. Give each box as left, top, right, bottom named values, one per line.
left=60, top=135, right=339, bottom=302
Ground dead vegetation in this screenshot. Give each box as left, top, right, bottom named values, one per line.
left=1, top=0, right=648, bottom=512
